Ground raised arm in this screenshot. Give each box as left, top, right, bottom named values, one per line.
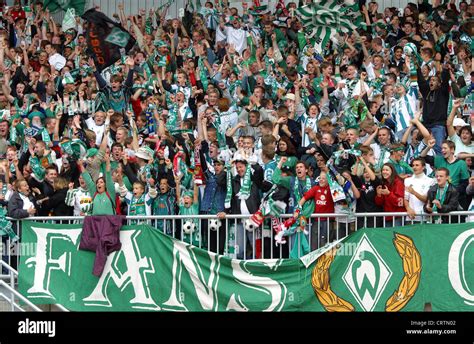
left=362, top=126, right=379, bottom=146
left=446, top=99, right=463, bottom=138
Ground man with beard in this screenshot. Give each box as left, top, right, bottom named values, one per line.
left=417, top=63, right=450, bottom=154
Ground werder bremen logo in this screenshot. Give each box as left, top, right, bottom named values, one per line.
left=343, top=234, right=392, bottom=311
left=105, top=27, right=130, bottom=48
left=311, top=233, right=421, bottom=312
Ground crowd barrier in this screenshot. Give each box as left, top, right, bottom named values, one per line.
left=2, top=212, right=473, bottom=269
left=1, top=212, right=472, bottom=311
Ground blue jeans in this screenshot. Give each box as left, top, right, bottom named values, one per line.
left=236, top=223, right=255, bottom=260
left=429, top=125, right=446, bottom=155
left=310, top=220, right=330, bottom=250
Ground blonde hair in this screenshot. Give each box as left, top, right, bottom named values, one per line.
left=54, top=177, right=69, bottom=190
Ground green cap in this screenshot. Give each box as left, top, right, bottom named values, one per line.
left=86, top=148, right=98, bottom=158
left=28, top=111, right=45, bottom=121
left=154, top=40, right=169, bottom=48
left=183, top=190, right=194, bottom=198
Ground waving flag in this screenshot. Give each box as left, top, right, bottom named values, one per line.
left=297, top=0, right=363, bottom=52
left=44, top=0, right=86, bottom=15
left=81, top=9, right=136, bottom=72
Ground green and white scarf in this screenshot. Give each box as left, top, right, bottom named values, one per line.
left=433, top=183, right=449, bottom=213
left=0, top=208, right=18, bottom=243
left=236, top=164, right=252, bottom=200
left=225, top=163, right=233, bottom=208
left=375, top=145, right=390, bottom=172
left=294, top=175, right=312, bottom=204
left=332, top=148, right=362, bottom=166
left=166, top=104, right=179, bottom=131
left=198, top=57, right=209, bottom=92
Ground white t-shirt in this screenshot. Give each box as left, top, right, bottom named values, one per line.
left=404, top=173, right=435, bottom=221
left=86, top=118, right=106, bottom=146
left=450, top=134, right=474, bottom=156
left=48, top=53, right=66, bottom=70
left=20, top=193, right=34, bottom=211
left=224, top=26, right=248, bottom=55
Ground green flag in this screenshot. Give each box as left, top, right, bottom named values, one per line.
left=44, top=0, right=86, bottom=15
left=296, top=0, right=363, bottom=52
left=62, top=8, right=77, bottom=32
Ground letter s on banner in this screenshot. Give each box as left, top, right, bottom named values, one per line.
left=448, top=229, right=474, bottom=306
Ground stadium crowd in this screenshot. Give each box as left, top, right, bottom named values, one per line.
left=0, top=0, right=473, bottom=258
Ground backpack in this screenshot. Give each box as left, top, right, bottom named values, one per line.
left=93, top=191, right=122, bottom=215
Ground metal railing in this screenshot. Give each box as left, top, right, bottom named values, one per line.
left=2, top=211, right=473, bottom=263
left=1, top=211, right=472, bottom=312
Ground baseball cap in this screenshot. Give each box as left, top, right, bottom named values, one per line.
left=453, top=117, right=468, bottom=127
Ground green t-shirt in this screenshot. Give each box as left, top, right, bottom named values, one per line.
left=82, top=170, right=116, bottom=215
left=434, top=156, right=470, bottom=187
left=275, top=155, right=297, bottom=171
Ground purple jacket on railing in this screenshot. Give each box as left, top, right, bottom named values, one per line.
left=79, top=215, right=126, bottom=277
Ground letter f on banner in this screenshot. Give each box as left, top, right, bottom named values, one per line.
left=26, top=227, right=82, bottom=299
left=83, top=230, right=160, bottom=310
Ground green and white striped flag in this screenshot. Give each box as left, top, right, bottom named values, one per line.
left=296, top=0, right=363, bottom=52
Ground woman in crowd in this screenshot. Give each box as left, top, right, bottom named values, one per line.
left=375, top=163, right=406, bottom=226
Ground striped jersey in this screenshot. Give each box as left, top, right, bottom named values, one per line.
left=65, top=187, right=93, bottom=216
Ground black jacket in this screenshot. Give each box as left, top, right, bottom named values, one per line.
left=417, top=68, right=450, bottom=127
left=7, top=192, right=38, bottom=219
left=40, top=188, right=73, bottom=216
left=424, top=183, right=460, bottom=214
left=227, top=164, right=266, bottom=215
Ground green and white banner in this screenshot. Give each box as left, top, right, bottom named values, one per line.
left=297, top=0, right=363, bottom=52
left=18, top=221, right=474, bottom=311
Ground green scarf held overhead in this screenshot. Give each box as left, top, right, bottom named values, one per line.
left=94, top=92, right=108, bottom=112
left=143, top=62, right=153, bottom=79
left=225, top=163, right=233, bottom=209
left=212, top=116, right=227, bottom=149
left=344, top=98, right=369, bottom=129
left=169, top=128, right=193, bottom=136
left=166, top=104, right=179, bottom=131
left=60, top=139, right=74, bottom=156
left=247, top=34, right=256, bottom=58
left=237, top=164, right=252, bottom=200
left=326, top=169, right=346, bottom=203
left=332, top=148, right=362, bottom=166
left=0, top=208, right=18, bottom=243
left=30, top=157, right=46, bottom=181
left=297, top=31, right=307, bottom=51
left=198, top=57, right=209, bottom=92
left=145, top=16, right=153, bottom=35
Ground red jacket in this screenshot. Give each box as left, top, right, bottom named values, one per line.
left=375, top=177, right=405, bottom=217
left=303, top=184, right=335, bottom=220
